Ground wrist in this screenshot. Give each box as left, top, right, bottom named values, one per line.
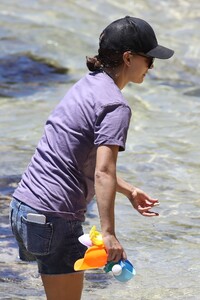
left=101, top=226, right=115, bottom=237
left=116, top=177, right=137, bottom=200
left=127, top=186, right=137, bottom=201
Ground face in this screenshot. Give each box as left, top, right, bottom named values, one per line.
left=124, top=52, right=154, bottom=84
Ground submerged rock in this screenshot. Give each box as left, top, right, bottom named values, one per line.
left=0, top=53, right=70, bottom=97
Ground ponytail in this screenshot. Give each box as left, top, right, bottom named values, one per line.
left=86, top=55, right=102, bottom=71
left=86, top=50, right=124, bottom=71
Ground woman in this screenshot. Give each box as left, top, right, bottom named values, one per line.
left=10, top=16, right=174, bottom=300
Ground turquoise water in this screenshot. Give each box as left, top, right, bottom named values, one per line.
left=0, top=0, right=200, bottom=299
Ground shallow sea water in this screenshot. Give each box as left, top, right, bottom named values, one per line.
left=0, top=0, right=200, bottom=299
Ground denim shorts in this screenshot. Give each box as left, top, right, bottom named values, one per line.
left=9, top=198, right=87, bottom=275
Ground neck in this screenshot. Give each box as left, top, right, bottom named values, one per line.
left=103, top=66, right=127, bottom=90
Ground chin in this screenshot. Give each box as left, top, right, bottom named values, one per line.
left=133, top=78, right=144, bottom=84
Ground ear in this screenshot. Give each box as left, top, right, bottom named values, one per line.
left=123, top=51, right=132, bottom=67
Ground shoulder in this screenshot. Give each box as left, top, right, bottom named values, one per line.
left=84, top=71, right=131, bottom=109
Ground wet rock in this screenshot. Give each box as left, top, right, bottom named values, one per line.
left=0, top=175, right=21, bottom=197
left=0, top=53, right=70, bottom=97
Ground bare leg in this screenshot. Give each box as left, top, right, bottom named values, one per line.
left=41, top=272, right=84, bottom=300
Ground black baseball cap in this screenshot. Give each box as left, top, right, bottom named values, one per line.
left=99, top=16, right=174, bottom=59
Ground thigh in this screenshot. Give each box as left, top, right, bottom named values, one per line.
left=41, top=272, right=84, bottom=300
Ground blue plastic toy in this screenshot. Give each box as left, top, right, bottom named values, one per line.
left=104, top=259, right=136, bottom=282
left=74, top=226, right=136, bottom=282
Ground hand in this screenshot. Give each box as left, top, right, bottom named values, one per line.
left=102, top=234, right=127, bottom=262
left=129, top=187, right=159, bottom=217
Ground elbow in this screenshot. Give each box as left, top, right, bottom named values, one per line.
left=95, top=169, right=107, bottom=181
left=95, top=167, right=116, bottom=182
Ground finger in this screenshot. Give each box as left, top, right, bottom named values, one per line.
left=107, top=250, right=115, bottom=262
left=153, top=202, right=160, bottom=206
left=108, top=251, right=122, bottom=262
left=107, top=248, right=123, bottom=262
left=122, top=250, right=127, bottom=260
left=146, top=200, right=160, bottom=207
left=138, top=205, right=152, bottom=212
left=147, top=198, right=159, bottom=204
left=142, top=211, right=159, bottom=217
left=113, top=253, right=123, bottom=262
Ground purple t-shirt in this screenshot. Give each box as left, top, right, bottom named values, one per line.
left=13, top=71, right=132, bottom=221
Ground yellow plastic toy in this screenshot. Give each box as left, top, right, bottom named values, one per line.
left=74, top=226, right=136, bottom=283
left=74, top=226, right=107, bottom=271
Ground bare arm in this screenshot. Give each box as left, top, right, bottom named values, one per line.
left=117, top=176, right=159, bottom=216
left=95, top=145, right=126, bottom=262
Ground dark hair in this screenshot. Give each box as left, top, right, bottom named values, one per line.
left=86, top=55, right=102, bottom=71
left=86, top=50, right=124, bottom=71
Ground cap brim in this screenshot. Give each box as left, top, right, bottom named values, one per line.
left=74, top=245, right=107, bottom=271
left=146, top=45, right=174, bottom=59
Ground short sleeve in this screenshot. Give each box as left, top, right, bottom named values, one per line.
left=94, top=104, right=131, bottom=151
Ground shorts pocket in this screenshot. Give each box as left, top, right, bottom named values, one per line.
left=21, top=216, right=53, bottom=256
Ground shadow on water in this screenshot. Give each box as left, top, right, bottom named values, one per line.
left=183, top=88, right=200, bottom=97
left=84, top=270, right=112, bottom=291
left=0, top=267, right=26, bottom=284
left=0, top=53, right=71, bottom=98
